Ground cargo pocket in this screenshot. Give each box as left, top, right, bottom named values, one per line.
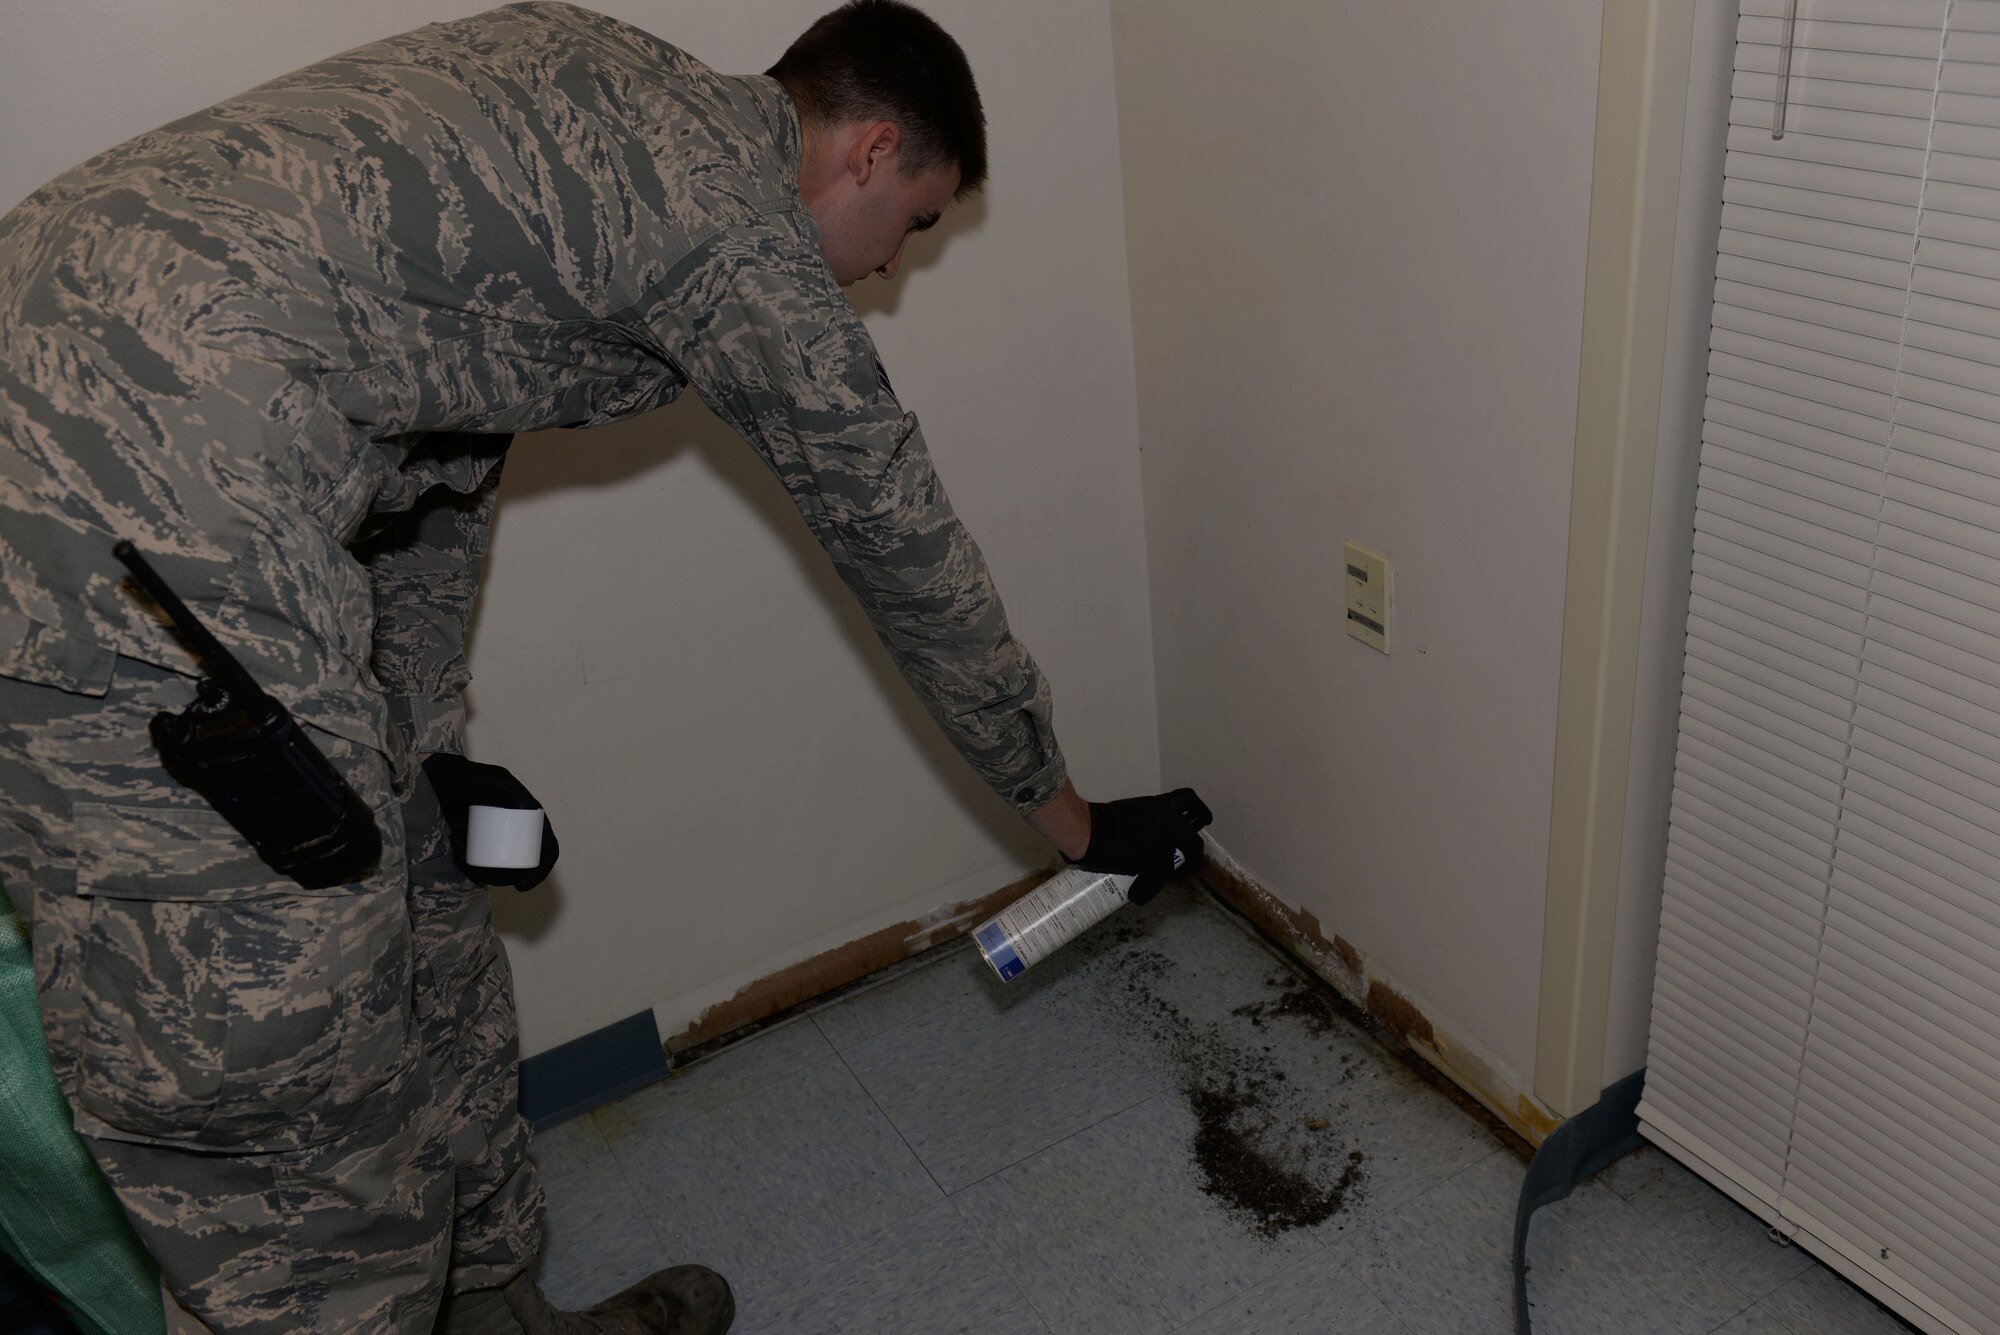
left=69, top=800, right=411, bottom=1151
left=0, top=611, right=116, bottom=697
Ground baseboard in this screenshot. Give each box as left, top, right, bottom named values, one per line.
left=1196, top=841, right=1561, bottom=1148
left=518, top=869, right=1055, bottom=1126
left=517, top=1009, right=670, bottom=1130
left=642, top=838, right=1560, bottom=1150
left=663, top=866, right=1053, bottom=1053
left=530, top=852, right=1556, bottom=1148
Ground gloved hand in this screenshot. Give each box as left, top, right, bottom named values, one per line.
left=421, top=753, right=561, bottom=891
left=1066, top=788, right=1212, bottom=906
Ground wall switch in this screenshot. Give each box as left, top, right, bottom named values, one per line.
left=1344, top=541, right=1390, bottom=653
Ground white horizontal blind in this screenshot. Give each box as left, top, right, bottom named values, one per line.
left=1642, top=3, right=2000, bottom=1333
left=1782, top=3, right=2000, bottom=1326
left=1642, top=0, right=1929, bottom=1216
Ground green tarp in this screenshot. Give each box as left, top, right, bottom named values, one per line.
left=0, top=884, right=163, bottom=1335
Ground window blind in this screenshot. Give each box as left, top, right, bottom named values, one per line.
left=1640, top=1, right=2000, bottom=1332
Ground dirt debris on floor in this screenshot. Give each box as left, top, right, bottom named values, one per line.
left=1229, top=978, right=1347, bottom=1036
left=1098, top=939, right=1369, bottom=1238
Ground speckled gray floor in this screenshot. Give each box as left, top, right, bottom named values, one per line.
left=524, top=883, right=1919, bottom=1334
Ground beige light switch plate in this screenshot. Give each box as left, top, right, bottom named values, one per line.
left=1344, top=541, right=1389, bottom=653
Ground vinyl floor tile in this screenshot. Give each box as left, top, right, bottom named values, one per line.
left=1346, top=1150, right=1523, bottom=1335
left=809, top=943, right=991, bottom=1053
left=603, top=1054, right=943, bottom=1286
left=1525, top=1175, right=1751, bottom=1335
left=1012, top=889, right=1455, bottom=1177
left=1597, top=1145, right=1672, bottom=1203
left=1145, top=974, right=1499, bottom=1244
left=836, top=884, right=1410, bottom=1200
left=841, top=966, right=1162, bottom=1192
left=1327, top=1064, right=1511, bottom=1234
left=733, top=1198, right=1049, bottom=1335
left=1715, top=1300, right=1819, bottom=1335
left=597, top=1017, right=835, bottom=1137
left=525, top=1109, right=614, bottom=1185
left=1056, top=892, right=1444, bottom=1127
left=533, top=1152, right=672, bottom=1311
left=540, top=884, right=1935, bottom=1335
left=1346, top=1149, right=1748, bottom=1335
left=952, top=1091, right=1329, bottom=1335
left=1606, top=1150, right=1809, bottom=1305
left=1755, top=1261, right=1920, bottom=1335
left=1174, top=1251, right=1411, bottom=1335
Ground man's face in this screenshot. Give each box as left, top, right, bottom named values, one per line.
left=809, top=132, right=961, bottom=286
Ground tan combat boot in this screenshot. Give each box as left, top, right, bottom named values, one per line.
left=438, top=1266, right=733, bottom=1335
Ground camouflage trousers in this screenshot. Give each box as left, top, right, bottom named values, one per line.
left=0, top=658, right=545, bottom=1333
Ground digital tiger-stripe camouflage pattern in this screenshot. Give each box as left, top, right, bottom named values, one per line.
left=0, top=4, right=1063, bottom=1330
left=0, top=0, right=1065, bottom=808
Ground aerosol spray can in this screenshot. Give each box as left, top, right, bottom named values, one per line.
left=972, top=790, right=1210, bottom=981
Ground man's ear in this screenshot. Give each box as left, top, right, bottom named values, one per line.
left=847, top=120, right=901, bottom=186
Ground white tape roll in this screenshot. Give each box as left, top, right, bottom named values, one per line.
left=466, top=805, right=545, bottom=869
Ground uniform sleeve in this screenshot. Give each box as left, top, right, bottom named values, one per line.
left=355, top=452, right=508, bottom=757
left=647, top=211, right=1069, bottom=816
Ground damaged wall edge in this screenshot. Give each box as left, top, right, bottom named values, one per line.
left=1195, top=841, right=1563, bottom=1149
left=663, top=865, right=1055, bottom=1056
left=646, top=838, right=1560, bottom=1154
left=520, top=869, right=1054, bottom=1125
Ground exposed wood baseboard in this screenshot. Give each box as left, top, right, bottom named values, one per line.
left=663, top=866, right=1053, bottom=1054
left=1196, top=845, right=1561, bottom=1149
left=657, top=844, right=1561, bottom=1154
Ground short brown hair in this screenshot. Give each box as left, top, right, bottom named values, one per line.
left=769, top=0, right=987, bottom=196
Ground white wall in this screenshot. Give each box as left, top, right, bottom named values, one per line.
left=0, top=0, right=1159, bottom=1056
left=1110, top=0, right=1603, bottom=1084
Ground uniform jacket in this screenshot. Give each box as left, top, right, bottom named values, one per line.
left=0, top=2, right=1066, bottom=815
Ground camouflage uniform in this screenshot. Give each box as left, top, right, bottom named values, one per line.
left=0, top=3, right=1066, bottom=1331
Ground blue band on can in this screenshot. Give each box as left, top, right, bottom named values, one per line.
left=975, top=922, right=1026, bottom=981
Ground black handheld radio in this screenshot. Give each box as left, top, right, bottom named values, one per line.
left=113, top=541, right=382, bottom=889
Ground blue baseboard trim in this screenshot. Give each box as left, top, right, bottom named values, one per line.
left=1512, top=1066, right=1647, bottom=1335
left=517, top=1010, right=669, bottom=1131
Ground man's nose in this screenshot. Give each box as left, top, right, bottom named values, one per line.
left=876, top=238, right=906, bottom=281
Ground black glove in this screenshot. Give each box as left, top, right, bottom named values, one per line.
left=421, top=753, right=561, bottom=891
left=1066, top=787, right=1213, bottom=906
